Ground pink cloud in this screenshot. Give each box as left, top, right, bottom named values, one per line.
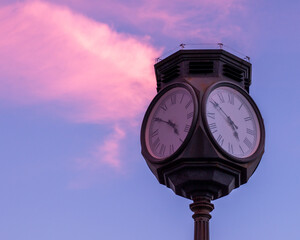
left=0, top=0, right=251, bottom=182
left=0, top=1, right=159, bottom=122
left=97, top=125, right=126, bottom=170
left=69, top=124, right=129, bottom=189
left=74, top=125, right=125, bottom=172
left=57, top=0, right=248, bottom=43
left=0, top=1, right=160, bottom=170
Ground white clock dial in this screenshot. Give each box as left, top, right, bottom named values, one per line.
left=205, top=85, right=261, bottom=159
left=145, top=85, right=196, bottom=160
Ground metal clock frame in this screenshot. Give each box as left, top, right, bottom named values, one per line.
left=202, top=81, right=265, bottom=163
left=141, top=82, right=199, bottom=164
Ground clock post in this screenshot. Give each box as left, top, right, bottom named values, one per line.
left=140, top=49, right=265, bottom=240
left=190, top=196, right=214, bottom=240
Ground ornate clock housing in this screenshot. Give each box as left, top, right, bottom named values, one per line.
left=203, top=82, right=264, bottom=162
left=141, top=83, right=198, bottom=162
left=141, top=49, right=265, bottom=201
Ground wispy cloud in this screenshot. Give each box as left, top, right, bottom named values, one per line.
left=61, top=0, right=248, bottom=44
left=0, top=1, right=159, bottom=172
left=75, top=125, right=126, bottom=171
left=0, top=0, right=250, bottom=186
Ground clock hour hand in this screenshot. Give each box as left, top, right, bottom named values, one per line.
left=167, top=120, right=179, bottom=135
left=154, top=117, right=179, bottom=135
left=233, top=130, right=239, bottom=141
left=227, top=116, right=238, bottom=130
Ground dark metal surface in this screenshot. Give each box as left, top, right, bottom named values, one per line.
left=190, top=196, right=214, bottom=240
left=141, top=49, right=264, bottom=201
left=140, top=49, right=265, bottom=240
left=154, top=49, right=252, bottom=92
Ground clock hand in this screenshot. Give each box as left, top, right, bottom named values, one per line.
left=154, top=118, right=179, bottom=135
left=210, top=100, right=230, bottom=120
left=233, top=129, right=239, bottom=141
left=174, top=128, right=179, bottom=135
left=227, top=116, right=238, bottom=130
left=168, top=120, right=179, bottom=135
left=211, top=100, right=240, bottom=141
left=210, top=99, right=239, bottom=130
left=154, top=117, right=169, bottom=124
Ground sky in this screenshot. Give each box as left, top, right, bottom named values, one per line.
left=0, top=0, right=299, bottom=239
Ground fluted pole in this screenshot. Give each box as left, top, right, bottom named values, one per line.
left=190, top=196, right=214, bottom=240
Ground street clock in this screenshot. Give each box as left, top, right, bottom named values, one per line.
left=142, top=83, right=198, bottom=162
left=140, top=49, right=265, bottom=240
left=203, top=82, right=264, bottom=162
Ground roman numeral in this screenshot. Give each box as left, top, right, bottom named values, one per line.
left=239, top=145, right=244, bottom=154
left=185, top=99, right=192, bottom=109
left=171, top=94, right=176, bottom=105
left=159, top=144, right=166, bottom=156
left=217, top=134, right=224, bottom=146
left=187, top=112, right=194, bottom=119
left=152, top=138, right=160, bottom=150
left=244, top=116, right=252, bottom=121
left=243, top=137, right=252, bottom=149
left=228, top=142, right=234, bottom=154
left=239, top=103, right=244, bottom=110
left=246, top=128, right=255, bottom=136
left=228, top=93, right=234, bottom=105
left=180, top=94, right=184, bottom=103
left=207, top=112, right=215, bottom=119
left=208, top=123, right=217, bottom=133
left=184, top=124, right=190, bottom=132
left=151, top=129, right=159, bottom=138
left=169, top=144, right=175, bottom=155
left=217, top=93, right=225, bottom=103
left=209, top=123, right=217, bottom=130
left=160, top=104, right=167, bottom=111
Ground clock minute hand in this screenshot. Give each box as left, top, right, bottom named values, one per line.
left=210, top=102, right=240, bottom=142
left=210, top=100, right=230, bottom=119
left=154, top=117, right=168, bottom=124
left=210, top=99, right=238, bottom=130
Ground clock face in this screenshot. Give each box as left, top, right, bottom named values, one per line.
left=145, top=84, right=197, bottom=160
left=205, top=84, right=261, bottom=160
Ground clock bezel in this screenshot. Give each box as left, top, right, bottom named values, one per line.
left=141, top=82, right=199, bottom=163
left=202, top=81, right=265, bottom=163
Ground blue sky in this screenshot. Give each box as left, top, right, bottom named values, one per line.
left=0, top=0, right=299, bottom=239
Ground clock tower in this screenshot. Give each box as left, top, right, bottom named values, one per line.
left=140, top=49, right=265, bottom=240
